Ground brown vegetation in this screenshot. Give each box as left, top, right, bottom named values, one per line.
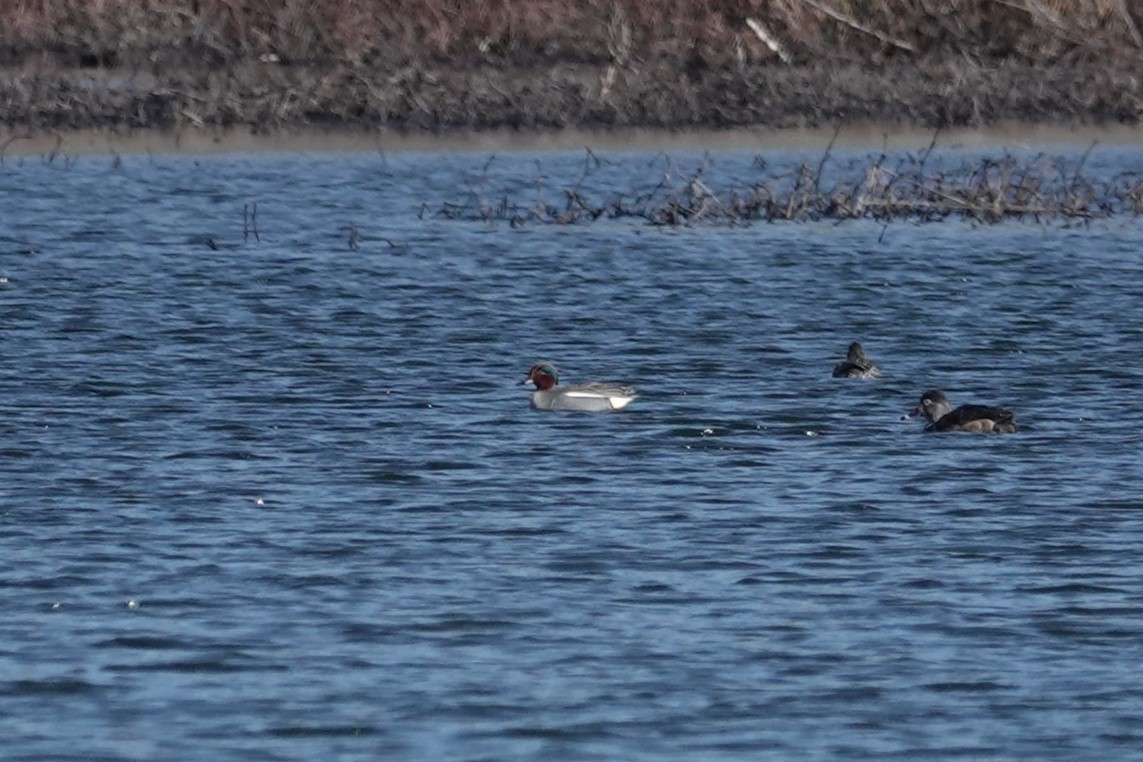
left=436, top=145, right=1143, bottom=225
left=1, top=1, right=1142, bottom=132
left=3, top=0, right=1141, bottom=69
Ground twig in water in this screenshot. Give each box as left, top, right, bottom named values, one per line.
left=44, top=134, right=63, bottom=165
left=814, top=125, right=841, bottom=195
left=244, top=202, right=261, bottom=243
left=917, top=128, right=941, bottom=174
left=1070, top=140, right=1098, bottom=197
left=878, top=222, right=890, bottom=244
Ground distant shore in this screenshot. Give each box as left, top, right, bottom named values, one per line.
left=7, top=121, right=1143, bottom=160
left=3, top=59, right=1143, bottom=143
left=3, top=1, right=1142, bottom=148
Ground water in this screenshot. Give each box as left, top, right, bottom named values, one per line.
left=2, top=144, right=1143, bottom=760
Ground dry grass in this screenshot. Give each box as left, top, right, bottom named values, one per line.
left=2, top=1, right=1140, bottom=133
left=1, top=0, right=1141, bottom=70
left=435, top=145, right=1143, bottom=226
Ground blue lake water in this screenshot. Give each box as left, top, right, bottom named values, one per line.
left=2, top=142, right=1143, bottom=760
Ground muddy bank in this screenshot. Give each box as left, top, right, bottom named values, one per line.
left=2, top=1, right=1143, bottom=138
left=2, top=56, right=1143, bottom=139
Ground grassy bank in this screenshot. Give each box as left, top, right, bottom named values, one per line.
left=2, top=1, right=1142, bottom=133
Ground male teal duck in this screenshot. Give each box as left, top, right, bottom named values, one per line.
left=521, top=363, right=637, bottom=412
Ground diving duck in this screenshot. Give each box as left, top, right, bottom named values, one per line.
left=906, top=389, right=1017, bottom=433
left=832, top=342, right=882, bottom=379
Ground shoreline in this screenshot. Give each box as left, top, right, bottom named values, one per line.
left=7, top=122, right=1143, bottom=158
left=4, top=2, right=1143, bottom=157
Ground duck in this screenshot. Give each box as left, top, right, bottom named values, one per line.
left=832, top=342, right=881, bottom=379
left=521, top=363, right=637, bottom=412
left=906, top=389, right=1017, bottom=433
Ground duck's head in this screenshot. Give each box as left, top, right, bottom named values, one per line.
left=847, top=342, right=866, bottom=361
left=522, top=363, right=559, bottom=391
left=905, top=389, right=951, bottom=423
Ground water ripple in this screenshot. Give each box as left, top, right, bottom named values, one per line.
left=2, top=147, right=1143, bottom=760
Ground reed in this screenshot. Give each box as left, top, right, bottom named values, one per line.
left=436, top=147, right=1143, bottom=226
